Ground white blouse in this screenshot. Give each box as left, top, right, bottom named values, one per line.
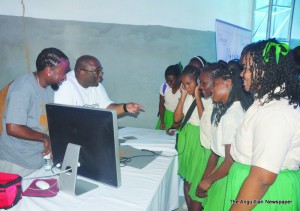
left=231, top=97, right=300, bottom=174
left=159, top=83, right=181, bottom=112
left=183, top=94, right=200, bottom=126
left=211, top=101, right=244, bottom=157
left=200, top=97, right=213, bottom=149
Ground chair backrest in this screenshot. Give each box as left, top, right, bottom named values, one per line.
left=0, top=82, right=12, bottom=135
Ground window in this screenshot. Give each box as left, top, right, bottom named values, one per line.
left=252, top=0, right=297, bottom=46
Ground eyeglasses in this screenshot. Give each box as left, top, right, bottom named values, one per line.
left=81, top=68, right=104, bottom=75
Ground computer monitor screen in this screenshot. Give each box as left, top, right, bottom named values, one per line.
left=46, top=103, right=121, bottom=188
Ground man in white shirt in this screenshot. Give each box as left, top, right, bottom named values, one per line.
left=54, top=55, right=143, bottom=114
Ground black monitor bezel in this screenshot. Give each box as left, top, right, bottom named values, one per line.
left=46, top=103, right=121, bottom=188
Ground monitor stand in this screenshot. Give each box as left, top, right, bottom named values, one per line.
left=59, top=143, right=98, bottom=196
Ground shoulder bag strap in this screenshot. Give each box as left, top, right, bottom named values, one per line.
left=179, top=99, right=197, bottom=131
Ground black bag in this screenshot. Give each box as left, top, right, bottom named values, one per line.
left=175, top=99, right=197, bottom=151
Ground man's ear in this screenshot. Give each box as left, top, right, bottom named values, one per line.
left=46, top=66, right=52, bottom=76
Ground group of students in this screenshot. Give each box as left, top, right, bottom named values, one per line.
left=0, top=39, right=299, bottom=210
left=156, top=39, right=300, bottom=211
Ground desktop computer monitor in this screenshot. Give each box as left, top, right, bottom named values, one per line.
left=46, top=103, right=121, bottom=195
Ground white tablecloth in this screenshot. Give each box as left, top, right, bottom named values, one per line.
left=10, top=127, right=179, bottom=211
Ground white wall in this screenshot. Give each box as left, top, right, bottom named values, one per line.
left=0, top=0, right=253, bottom=129
left=0, top=0, right=253, bottom=31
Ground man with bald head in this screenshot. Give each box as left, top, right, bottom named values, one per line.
left=54, top=55, right=143, bottom=114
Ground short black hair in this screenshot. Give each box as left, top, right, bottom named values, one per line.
left=165, top=63, right=182, bottom=79
left=36, top=47, right=69, bottom=72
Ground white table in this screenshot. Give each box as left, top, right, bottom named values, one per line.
left=11, top=127, right=179, bottom=211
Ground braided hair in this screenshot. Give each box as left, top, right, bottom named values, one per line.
left=211, top=60, right=253, bottom=126
left=292, top=46, right=300, bottom=74
left=201, top=62, right=224, bottom=79
left=182, top=64, right=200, bottom=83
left=36, top=47, right=69, bottom=72
left=242, top=39, right=300, bottom=107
